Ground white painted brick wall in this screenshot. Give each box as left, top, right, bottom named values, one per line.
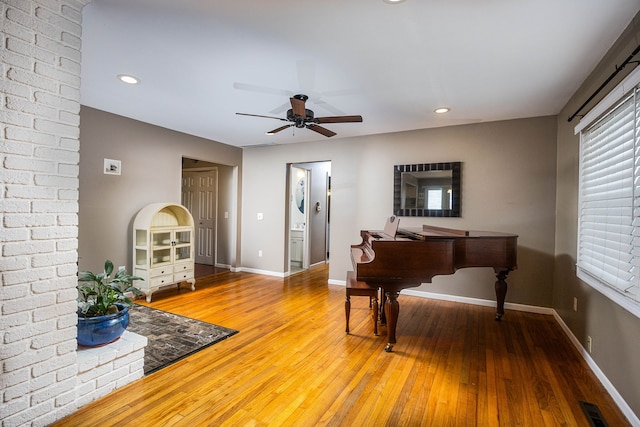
left=75, top=332, right=147, bottom=408
left=0, top=1, right=152, bottom=426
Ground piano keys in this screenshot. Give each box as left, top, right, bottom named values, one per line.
left=349, top=218, right=517, bottom=352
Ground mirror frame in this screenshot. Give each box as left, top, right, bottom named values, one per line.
left=393, top=162, right=461, bottom=217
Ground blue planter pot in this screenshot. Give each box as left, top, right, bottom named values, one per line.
left=77, top=304, right=130, bottom=347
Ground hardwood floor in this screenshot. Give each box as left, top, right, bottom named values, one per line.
left=194, top=263, right=228, bottom=278
left=54, top=265, right=630, bottom=426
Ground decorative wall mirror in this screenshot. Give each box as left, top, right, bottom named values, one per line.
left=393, top=162, right=461, bottom=217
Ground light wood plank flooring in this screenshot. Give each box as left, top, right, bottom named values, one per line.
left=53, top=265, right=630, bottom=426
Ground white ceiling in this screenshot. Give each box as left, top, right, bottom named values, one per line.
left=80, top=0, right=640, bottom=148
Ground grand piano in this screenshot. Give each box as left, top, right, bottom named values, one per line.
left=349, top=217, right=517, bottom=352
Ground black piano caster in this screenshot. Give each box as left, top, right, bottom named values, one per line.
left=384, top=343, right=394, bottom=352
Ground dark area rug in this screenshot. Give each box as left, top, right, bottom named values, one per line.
left=127, top=304, right=238, bottom=375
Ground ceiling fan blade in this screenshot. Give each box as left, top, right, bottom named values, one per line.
left=315, top=115, right=363, bottom=124
left=236, top=112, right=288, bottom=122
left=233, top=82, right=293, bottom=97
left=266, top=124, right=293, bottom=135
left=269, top=102, right=291, bottom=114
left=290, top=97, right=307, bottom=117
left=313, top=100, right=346, bottom=116
left=307, top=124, right=336, bottom=138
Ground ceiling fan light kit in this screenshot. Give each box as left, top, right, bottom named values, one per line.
left=237, top=93, right=363, bottom=138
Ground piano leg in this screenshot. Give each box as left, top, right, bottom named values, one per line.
left=371, top=295, right=379, bottom=336
left=494, top=269, right=511, bottom=321
left=380, top=290, right=387, bottom=325
left=384, top=291, right=400, bottom=352
left=345, top=295, right=351, bottom=333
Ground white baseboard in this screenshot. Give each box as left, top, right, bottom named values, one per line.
left=401, top=288, right=555, bottom=315
left=328, top=280, right=639, bottom=425
left=241, top=261, right=329, bottom=278
left=330, top=280, right=552, bottom=315
left=239, top=267, right=286, bottom=277
left=552, top=311, right=640, bottom=426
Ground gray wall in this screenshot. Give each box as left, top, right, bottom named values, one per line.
left=78, top=106, right=242, bottom=273
left=242, top=116, right=558, bottom=308
left=554, top=13, right=640, bottom=417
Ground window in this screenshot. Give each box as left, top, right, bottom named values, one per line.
left=577, top=79, right=640, bottom=317
left=426, top=188, right=443, bottom=210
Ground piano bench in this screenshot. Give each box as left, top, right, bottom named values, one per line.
left=345, top=271, right=378, bottom=335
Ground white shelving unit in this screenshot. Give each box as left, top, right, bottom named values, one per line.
left=133, top=203, right=195, bottom=302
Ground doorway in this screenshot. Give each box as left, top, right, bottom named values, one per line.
left=287, top=161, right=331, bottom=274
left=181, top=157, right=238, bottom=278
left=289, top=166, right=310, bottom=273
left=181, top=158, right=219, bottom=280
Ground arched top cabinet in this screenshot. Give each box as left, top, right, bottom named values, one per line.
left=133, top=203, right=196, bottom=302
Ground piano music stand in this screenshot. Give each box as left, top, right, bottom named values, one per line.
left=383, top=215, right=399, bottom=237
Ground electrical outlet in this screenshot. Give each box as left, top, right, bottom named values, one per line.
left=586, top=336, right=592, bottom=353
left=118, top=266, right=126, bottom=272
left=257, top=212, right=263, bottom=220
left=573, top=297, right=578, bottom=312
left=258, top=250, right=263, bottom=257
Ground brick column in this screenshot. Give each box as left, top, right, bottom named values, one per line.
left=1, top=1, right=90, bottom=425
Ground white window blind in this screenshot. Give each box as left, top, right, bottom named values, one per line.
left=577, top=87, right=640, bottom=315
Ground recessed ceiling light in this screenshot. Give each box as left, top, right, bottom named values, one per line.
left=434, top=107, right=450, bottom=114
left=383, top=0, right=406, bottom=3
left=117, top=74, right=139, bottom=85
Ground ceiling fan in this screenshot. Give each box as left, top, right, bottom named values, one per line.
left=236, top=94, right=363, bottom=138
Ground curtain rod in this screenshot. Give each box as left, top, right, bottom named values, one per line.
left=567, top=44, right=640, bottom=122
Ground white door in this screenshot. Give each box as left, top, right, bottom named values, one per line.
left=182, top=170, right=217, bottom=265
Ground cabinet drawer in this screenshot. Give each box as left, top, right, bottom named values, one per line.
left=150, top=266, right=172, bottom=277
left=174, top=263, right=192, bottom=273
left=174, top=271, right=194, bottom=282
left=150, top=274, right=173, bottom=287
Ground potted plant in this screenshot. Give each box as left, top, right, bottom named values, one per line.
left=76, top=259, right=142, bottom=347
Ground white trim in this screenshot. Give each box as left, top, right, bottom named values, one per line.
left=310, top=261, right=326, bottom=269
left=574, top=65, right=640, bottom=134
left=239, top=267, right=286, bottom=277
left=329, top=282, right=553, bottom=315
left=401, top=288, right=554, bottom=315
left=553, top=311, right=640, bottom=427
left=329, top=280, right=638, bottom=425
left=577, top=269, right=640, bottom=319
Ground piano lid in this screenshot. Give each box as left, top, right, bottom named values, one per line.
left=398, top=224, right=517, bottom=240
